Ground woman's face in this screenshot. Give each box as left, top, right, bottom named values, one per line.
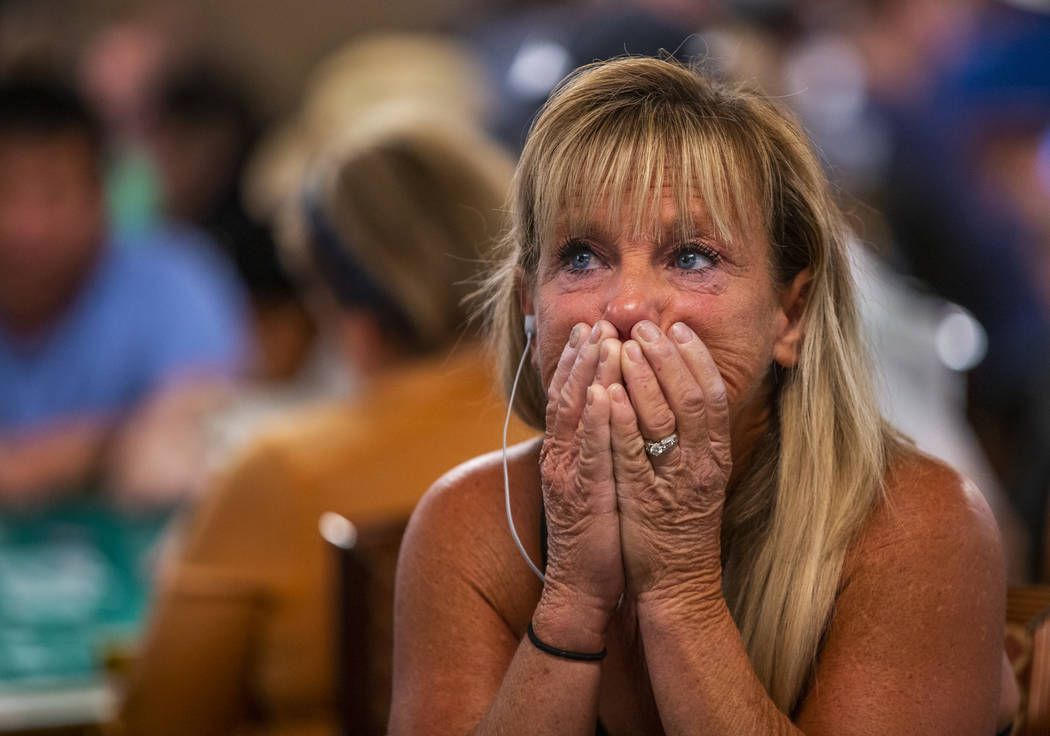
left=524, top=184, right=808, bottom=455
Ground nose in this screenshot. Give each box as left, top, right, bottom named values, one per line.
left=601, top=267, right=665, bottom=341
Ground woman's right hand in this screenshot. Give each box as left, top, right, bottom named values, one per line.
left=535, top=321, right=624, bottom=650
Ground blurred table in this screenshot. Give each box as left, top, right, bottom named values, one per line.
left=0, top=496, right=171, bottom=733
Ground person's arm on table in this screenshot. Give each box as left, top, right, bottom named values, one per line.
left=0, top=416, right=111, bottom=503
left=107, top=375, right=232, bottom=507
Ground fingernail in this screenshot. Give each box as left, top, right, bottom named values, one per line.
left=589, top=323, right=603, bottom=344
left=636, top=320, right=659, bottom=342
left=671, top=322, right=694, bottom=343
left=599, top=339, right=611, bottom=361
left=569, top=324, right=582, bottom=348
left=624, top=341, right=643, bottom=363
left=586, top=385, right=596, bottom=405
left=609, top=383, right=627, bottom=404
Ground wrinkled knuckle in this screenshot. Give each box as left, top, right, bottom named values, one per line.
left=540, top=434, right=554, bottom=457
left=621, top=436, right=646, bottom=459
left=558, top=381, right=578, bottom=409
left=625, top=464, right=652, bottom=485
left=554, top=398, right=578, bottom=429
left=547, top=384, right=561, bottom=405
left=619, top=450, right=652, bottom=483
left=679, top=387, right=706, bottom=417
left=650, top=409, right=677, bottom=436
left=697, top=464, right=726, bottom=489
left=649, top=339, right=674, bottom=362
left=540, top=441, right=570, bottom=472
left=660, top=451, right=685, bottom=473
left=544, top=402, right=559, bottom=427
left=626, top=440, right=649, bottom=465
left=539, top=453, right=555, bottom=475
left=710, top=438, right=732, bottom=466
left=577, top=457, right=603, bottom=483
left=708, top=384, right=728, bottom=409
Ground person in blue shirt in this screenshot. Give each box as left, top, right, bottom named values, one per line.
left=0, top=70, right=249, bottom=505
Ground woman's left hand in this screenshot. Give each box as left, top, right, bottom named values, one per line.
left=608, top=319, right=733, bottom=605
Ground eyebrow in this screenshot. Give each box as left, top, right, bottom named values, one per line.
left=655, top=213, right=743, bottom=260
left=550, top=195, right=744, bottom=253
left=553, top=216, right=729, bottom=246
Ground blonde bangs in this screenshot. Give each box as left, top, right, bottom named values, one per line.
left=527, top=75, right=769, bottom=257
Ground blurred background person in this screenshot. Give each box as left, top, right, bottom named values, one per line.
left=118, top=101, right=533, bottom=736
left=692, top=0, right=1036, bottom=581
left=141, top=57, right=313, bottom=385
left=242, top=31, right=495, bottom=219
left=79, top=13, right=172, bottom=240
left=875, top=0, right=1050, bottom=580
left=204, top=31, right=498, bottom=461
left=81, top=15, right=313, bottom=388
left=781, top=0, right=1050, bottom=580
left=0, top=69, right=249, bottom=508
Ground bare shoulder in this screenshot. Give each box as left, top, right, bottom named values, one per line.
left=797, top=447, right=1006, bottom=733
left=845, top=447, right=1003, bottom=580
left=405, top=436, right=542, bottom=555
left=398, top=436, right=544, bottom=627
left=390, top=438, right=543, bottom=733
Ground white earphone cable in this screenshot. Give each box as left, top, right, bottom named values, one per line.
left=503, top=330, right=547, bottom=583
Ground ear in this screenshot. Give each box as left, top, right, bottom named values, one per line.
left=772, top=267, right=812, bottom=368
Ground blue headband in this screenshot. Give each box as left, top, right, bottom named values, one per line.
left=302, top=189, right=419, bottom=343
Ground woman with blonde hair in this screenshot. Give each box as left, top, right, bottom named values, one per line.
left=390, top=57, right=1011, bottom=733
left=119, top=114, right=532, bottom=736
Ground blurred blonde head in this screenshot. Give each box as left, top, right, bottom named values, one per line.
left=245, top=32, right=492, bottom=219
left=480, top=56, right=897, bottom=713
left=281, top=110, right=512, bottom=356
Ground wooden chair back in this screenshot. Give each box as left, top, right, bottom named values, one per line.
left=319, top=512, right=410, bottom=736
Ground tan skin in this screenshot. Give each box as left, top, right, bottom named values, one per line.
left=390, top=190, right=1007, bottom=734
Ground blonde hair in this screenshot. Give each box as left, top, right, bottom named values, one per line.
left=282, top=112, right=513, bottom=354
left=481, top=56, right=899, bottom=713
left=245, top=32, right=492, bottom=218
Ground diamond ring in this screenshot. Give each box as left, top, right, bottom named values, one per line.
left=643, top=432, right=679, bottom=458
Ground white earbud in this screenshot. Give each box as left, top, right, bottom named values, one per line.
left=523, top=314, right=536, bottom=338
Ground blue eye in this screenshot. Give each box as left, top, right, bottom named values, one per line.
left=673, top=245, right=717, bottom=271
left=571, top=250, right=593, bottom=269
left=557, top=241, right=601, bottom=272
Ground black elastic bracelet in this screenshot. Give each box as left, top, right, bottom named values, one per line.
left=526, top=621, right=607, bottom=662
